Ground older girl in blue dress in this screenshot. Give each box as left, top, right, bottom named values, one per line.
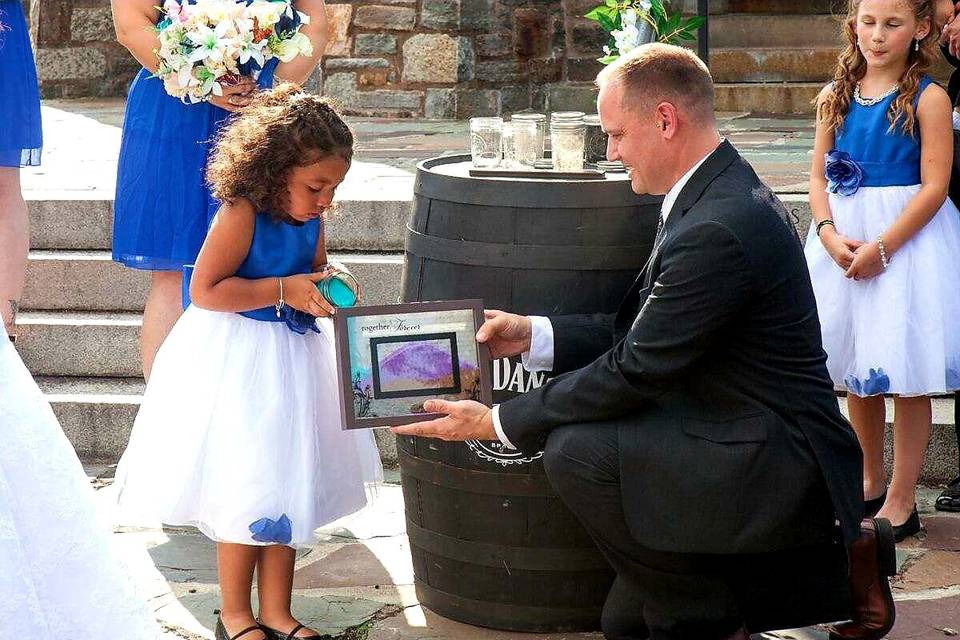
left=115, top=85, right=382, bottom=640
left=806, top=0, right=960, bottom=541
left=0, top=0, right=42, bottom=339
left=110, top=0, right=327, bottom=380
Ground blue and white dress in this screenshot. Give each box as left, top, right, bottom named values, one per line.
left=114, top=212, right=382, bottom=547
left=805, top=76, right=960, bottom=396
left=0, top=0, right=42, bottom=167
left=112, top=0, right=277, bottom=271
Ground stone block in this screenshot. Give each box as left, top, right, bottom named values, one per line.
left=455, top=89, right=500, bottom=118
left=325, top=57, right=392, bottom=71
left=355, top=89, right=423, bottom=115
left=353, top=5, right=416, bottom=31
left=357, top=68, right=394, bottom=87
left=35, top=47, right=107, bottom=81
left=402, top=33, right=458, bottom=83
left=545, top=82, right=599, bottom=113
left=529, top=57, right=563, bottom=83
left=513, top=8, right=551, bottom=59
left=457, top=36, right=475, bottom=81
left=460, top=0, right=494, bottom=31
left=70, top=7, right=113, bottom=43
left=561, top=0, right=601, bottom=17
left=324, top=4, right=353, bottom=57
left=567, top=56, right=603, bottom=82
left=425, top=88, right=456, bottom=119
left=476, top=60, right=525, bottom=83
left=323, top=72, right=358, bottom=110
left=420, top=0, right=459, bottom=30
left=354, top=33, right=397, bottom=55
left=500, top=85, right=531, bottom=113
left=566, top=17, right=609, bottom=58
left=476, top=33, right=512, bottom=58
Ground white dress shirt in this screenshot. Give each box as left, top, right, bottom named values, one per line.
left=491, top=145, right=719, bottom=450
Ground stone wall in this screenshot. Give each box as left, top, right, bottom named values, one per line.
left=319, top=0, right=609, bottom=118
left=29, top=0, right=140, bottom=98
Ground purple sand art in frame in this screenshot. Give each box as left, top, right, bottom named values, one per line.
left=372, top=335, right=460, bottom=396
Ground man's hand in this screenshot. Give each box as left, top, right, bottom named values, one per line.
left=941, top=2, right=960, bottom=57
left=476, top=310, right=533, bottom=359
left=390, top=399, right=497, bottom=441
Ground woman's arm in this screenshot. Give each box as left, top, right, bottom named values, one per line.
left=847, top=84, right=953, bottom=279
left=275, top=0, right=328, bottom=84
left=111, top=0, right=160, bottom=72
left=190, top=200, right=334, bottom=316
left=809, top=85, right=863, bottom=270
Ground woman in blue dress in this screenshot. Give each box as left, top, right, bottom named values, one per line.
left=0, top=0, right=42, bottom=340
left=111, top=0, right=328, bottom=379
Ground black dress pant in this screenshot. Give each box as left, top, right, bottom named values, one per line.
left=541, top=423, right=851, bottom=640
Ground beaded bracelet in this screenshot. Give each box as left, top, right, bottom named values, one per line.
left=275, top=277, right=285, bottom=317
left=877, top=236, right=889, bottom=269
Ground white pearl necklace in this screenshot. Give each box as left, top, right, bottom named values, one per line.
left=854, top=82, right=899, bottom=106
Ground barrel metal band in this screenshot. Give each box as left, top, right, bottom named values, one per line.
left=406, top=518, right=612, bottom=571
left=414, top=582, right=604, bottom=631
left=405, top=227, right=648, bottom=270
left=398, top=450, right=555, bottom=497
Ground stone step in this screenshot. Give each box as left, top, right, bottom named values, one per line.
left=26, top=195, right=412, bottom=252
left=42, top=373, right=960, bottom=484
left=712, top=47, right=838, bottom=84
left=39, top=376, right=399, bottom=465
left=679, top=0, right=839, bottom=13
left=715, top=82, right=822, bottom=115
left=22, top=251, right=404, bottom=312
left=709, top=15, right=842, bottom=49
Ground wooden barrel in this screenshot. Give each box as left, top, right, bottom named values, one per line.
left=399, top=154, right=661, bottom=632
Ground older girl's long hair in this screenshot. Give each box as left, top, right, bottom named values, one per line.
left=817, top=0, right=937, bottom=136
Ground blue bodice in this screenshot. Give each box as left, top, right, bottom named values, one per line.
left=833, top=75, right=934, bottom=187
left=237, top=212, right=320, bottom=323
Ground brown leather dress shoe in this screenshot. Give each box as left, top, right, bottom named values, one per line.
left=828, top=518, right=896, bottom=640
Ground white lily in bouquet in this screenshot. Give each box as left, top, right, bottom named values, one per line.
left=154, top=0, right=314, bottom=104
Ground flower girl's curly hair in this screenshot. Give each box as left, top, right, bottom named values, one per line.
left=817, top=0, right=937, bottom=137
left=207, top=83, right=353, bottom=220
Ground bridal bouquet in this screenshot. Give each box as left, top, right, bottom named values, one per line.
left=154, top=0, right=313, bottom=103
left=585, top=0, right=704, bottom=64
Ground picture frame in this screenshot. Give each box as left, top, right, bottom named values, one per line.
left=333, top=299, right=493, bottom=429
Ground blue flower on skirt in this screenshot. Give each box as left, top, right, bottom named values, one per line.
left=845, top=368, right=890, bottom=396
left=280, top=306, right=321, bottom=335
left=249, top=514, right=293, bottom=544
left=825, top=149, right=864, bottom=196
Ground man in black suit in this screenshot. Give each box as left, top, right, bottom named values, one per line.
left=393, top=44, right=895, bottom=640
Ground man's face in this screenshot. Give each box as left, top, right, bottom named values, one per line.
left=598, top=80, right=665, bottom=196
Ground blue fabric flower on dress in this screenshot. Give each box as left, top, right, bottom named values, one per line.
left=279, top=306, right=320, bottom=335
left=845, top=368, right=890, bottom=396
left=249, top=514, right=293, bottom=544
left=825, top=150, right=864, bottom=196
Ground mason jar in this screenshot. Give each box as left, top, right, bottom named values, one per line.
left=550, top=120, right=586, bottom=172
left=511, top=112, right=546, bottom=159
left=583, top=114, right=607, bottom=164
left=470, top=117, right=503, bottom=168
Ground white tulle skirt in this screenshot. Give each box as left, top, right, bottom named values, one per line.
left=115, top=307, right=383, bottom=547
left=804, top=184, right=960, bottom=396
left=0, top=327, right=161, bottom=638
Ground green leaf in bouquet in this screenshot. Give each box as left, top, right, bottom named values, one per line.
left=597, top=54, right=620, bottom=65
left=605, top=0, right=619, bottom=7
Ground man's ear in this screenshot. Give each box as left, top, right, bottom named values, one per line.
left=656, top=102, right=680, bottom=138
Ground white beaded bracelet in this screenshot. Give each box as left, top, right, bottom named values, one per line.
left=877, top=236, right=889, bottom=269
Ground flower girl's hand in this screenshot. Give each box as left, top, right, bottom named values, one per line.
left=208, top=76, right=257, bottom=112
left=845, top=242, right=885, bottom=281
left=820, top=228, right=863, bottom=271
left=282, top=274, right=335, bottom=317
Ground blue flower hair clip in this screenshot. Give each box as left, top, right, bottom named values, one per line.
left=825, top=149, right=864, bottom=196
left=249, top=514, right=293, bottom=544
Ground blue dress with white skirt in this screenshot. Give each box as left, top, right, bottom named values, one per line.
left=805, top=76, right=960, bottom=396
left=0, top=0, right=42, bottom=167
left=114, top=211, right=383, bottom=547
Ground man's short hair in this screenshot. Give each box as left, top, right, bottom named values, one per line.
left=597, top=43, right=715, bottom=123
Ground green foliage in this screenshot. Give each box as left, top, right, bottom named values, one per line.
left=583, top=0, right=705, bottom=64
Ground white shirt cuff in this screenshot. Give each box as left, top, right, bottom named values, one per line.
left=520, top=315, right=555, bottom=372
left=491, top=404, right=517, bottom=450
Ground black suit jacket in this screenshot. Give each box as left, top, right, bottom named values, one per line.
left=499, top=141, right=864, bottom=555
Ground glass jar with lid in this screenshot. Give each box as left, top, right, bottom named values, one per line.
left=511, top=112, right=546, bottom=159
left=550, top=119, right=586, bottom=172
left=583, top=114, right=607, bottom=164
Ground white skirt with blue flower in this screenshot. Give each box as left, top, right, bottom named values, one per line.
left=804, top=184, right=960, bottom=396
left=114, top=307, right=383, bottom=547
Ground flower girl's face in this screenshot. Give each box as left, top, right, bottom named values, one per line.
left=283, top=155, right=350, bottom=223
left=855, top=0, right=930, bottom=69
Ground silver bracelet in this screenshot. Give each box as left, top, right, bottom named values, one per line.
left=877, top=236, right=889, bottom=269
left=275, top=277, right=285, bottom=317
